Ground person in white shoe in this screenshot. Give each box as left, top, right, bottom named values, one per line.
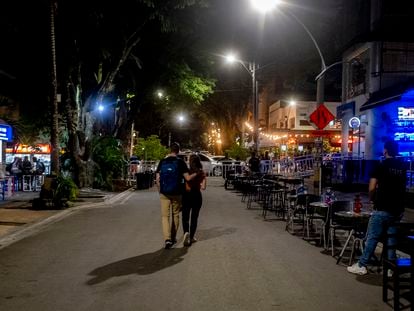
left=155, top=142, right=197, bottom=249
left=182, top=154, right=206, bottom=247
left=347, top=140, right=407, bottom=275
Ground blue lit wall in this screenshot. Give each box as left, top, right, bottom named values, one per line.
left=369, top=89, right=414, bottom=158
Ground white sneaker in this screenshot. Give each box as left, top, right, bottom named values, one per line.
left=191, top=237, right=197, bottom=243
left=347, top=263, right=368, bottom=275
left=183, top=232, right=191, bottom=247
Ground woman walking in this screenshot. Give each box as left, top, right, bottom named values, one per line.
left=182, top=154, right=207, bottom=246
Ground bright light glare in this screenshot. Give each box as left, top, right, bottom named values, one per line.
left=225, top=53, right=237, bottom=63
left=98, top=104, right=104, bottom=112
left=178, top=115, right=185, bottom=122
left=289, top=100, right=296, bottom=106
left=250, top=0, right=280, bottom=13
left=157, top=90, right=164, bottom=98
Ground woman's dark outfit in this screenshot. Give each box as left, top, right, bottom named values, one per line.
left=182, top=170, right=205, bottom=239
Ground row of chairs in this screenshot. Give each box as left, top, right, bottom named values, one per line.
left=229, top=177, right=414, bottom=309
left=284, top=195, right=414, bottom=310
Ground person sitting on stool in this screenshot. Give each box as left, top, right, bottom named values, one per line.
left=347, top=140, right=407, bottom=275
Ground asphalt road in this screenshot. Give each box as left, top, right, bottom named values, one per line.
left=0, top=178, right=390, bottom=311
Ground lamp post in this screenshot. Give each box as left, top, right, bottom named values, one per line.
left=225, top=54, right=260, bottom=153
left=250, top=0, right=327, bottom=107
left=250, top=0, right=330, bottom=194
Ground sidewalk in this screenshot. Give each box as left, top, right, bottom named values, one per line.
left=0, top=188, right=116, bottom=241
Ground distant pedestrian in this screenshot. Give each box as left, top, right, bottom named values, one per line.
left=248, top=152, right=260, bottom=174
left=33, top=157, right=45, bottom=175
left=21, top=156, right=33, bottom=175
left=260, top=151, right=271, bottom=174
left=182, top=154, right=207, bottom=247
left=155, top=142, right=197, bottom=249
left=347, top=140, right=407, bottom=275
left=10, top=157, right=23, bottom=191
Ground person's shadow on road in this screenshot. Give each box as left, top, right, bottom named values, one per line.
left=196, top=226, right=237, bottom=241
left=86, top=226, right=236, bottom=285
left=86, top=247, right=188, bottom=285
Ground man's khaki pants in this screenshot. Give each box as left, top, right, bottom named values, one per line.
left=159, top=193, right=182, bottom=241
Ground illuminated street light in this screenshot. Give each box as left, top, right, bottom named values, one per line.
left=225, top=53, right=237, bottom=64
left=250, top=0, right=280, bottom=14
left=225, top=53, right=259, bottom=153
left=177, top=114, right=185, bottom=124
left=250, top=0, right=330, bottom=194
left=98, top=104, right=104, bottom=112
left=250, top=0, right=327, bottom=106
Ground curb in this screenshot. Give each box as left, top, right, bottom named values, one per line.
left=0, top=188, right=135, bottom=250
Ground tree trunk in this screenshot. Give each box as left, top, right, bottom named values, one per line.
left=49, top=0, right=60, bottom=174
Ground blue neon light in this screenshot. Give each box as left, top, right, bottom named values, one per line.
left=0, top=124, right=12, bottom=141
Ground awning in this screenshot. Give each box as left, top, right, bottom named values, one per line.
left=360, top=80, right=414, bottom=111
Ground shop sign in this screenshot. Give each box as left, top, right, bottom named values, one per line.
left=6, top=143, right=51, bottom=154
left=0, top=124, right=12, bottom=141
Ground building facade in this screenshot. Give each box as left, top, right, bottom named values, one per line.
left=338, top=0, right=414, bottom=159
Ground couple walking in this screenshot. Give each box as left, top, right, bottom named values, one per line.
left=155, top=142, right=207, bottom=249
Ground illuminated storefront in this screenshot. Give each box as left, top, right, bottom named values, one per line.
left=6, top=143, right=51, bottom=173
left=360, top=88, right=414, bottom=158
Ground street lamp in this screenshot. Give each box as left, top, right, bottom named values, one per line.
left=250, top=0, right=332, bottom=194
left=250, top=0, right=327, bottom=106
left=177, top=114, right=185, bottom=127
left=225, top=53, right=260, bottom=153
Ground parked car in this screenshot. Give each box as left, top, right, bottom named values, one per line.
left=177, top=152, right=225, bottom=176
left=197, top=153, right=223, bottom=176
left=177, top=152, right=245, bottom=176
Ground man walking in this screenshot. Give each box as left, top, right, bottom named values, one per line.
left=347, top=140, right=407, bottom=275
left=156, top=142, right=196, bottom=249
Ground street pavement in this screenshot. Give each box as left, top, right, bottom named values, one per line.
left=0, top=177, right=406, bottom=310
left=1, top=177, right=413, bottom=244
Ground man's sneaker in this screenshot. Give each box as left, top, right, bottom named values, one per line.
left=347, top=263, right=368, bottom=275
left=191, top=237, right=198, bottom=243
left=183, top=232, right=191, bottom=247
left=165, top=240, right=173, bottom=249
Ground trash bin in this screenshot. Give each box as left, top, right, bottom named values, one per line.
left=136, top=172, right=154, bottom=190
left=136, top=173, right=145, bottom=190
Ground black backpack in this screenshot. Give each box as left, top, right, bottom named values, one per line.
left=159, top=158, right=181, bottom=195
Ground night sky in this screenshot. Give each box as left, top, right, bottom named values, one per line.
left=0, top=0, right=343, bottom=118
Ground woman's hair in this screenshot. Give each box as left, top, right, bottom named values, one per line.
left=189, top=154, right=203, bottom=171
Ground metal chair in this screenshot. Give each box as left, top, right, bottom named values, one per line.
left=302, top=194, right=323, bottom=239
left=327, top=200, right=354, bottom=257
left=382, top=222, right=414, bottom=311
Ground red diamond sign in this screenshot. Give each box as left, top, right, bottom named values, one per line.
left=309, top=104, right=335, bottom=130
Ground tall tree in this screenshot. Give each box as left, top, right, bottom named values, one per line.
left=57, top=0, right=213, bottom=186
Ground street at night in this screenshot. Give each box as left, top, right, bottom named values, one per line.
left=1, top=1, right=414, bottom=310
left=0, top=179, right=389, bottom=311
